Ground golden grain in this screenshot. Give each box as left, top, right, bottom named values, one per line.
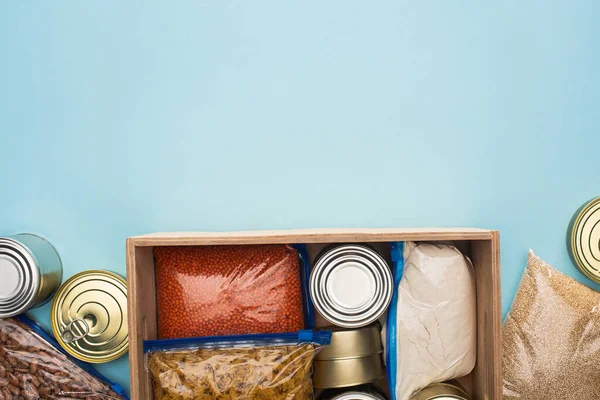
left=502, top=251, right=600, bottom=399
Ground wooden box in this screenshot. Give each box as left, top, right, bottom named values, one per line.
left=126, top=228, right=501, bottom=400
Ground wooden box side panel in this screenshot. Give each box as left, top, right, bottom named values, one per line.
left=130, top=228, right=493, bottom=246
left=471, top=232, right=502, bottom=400
left=127, top=241, right=156, bottom=400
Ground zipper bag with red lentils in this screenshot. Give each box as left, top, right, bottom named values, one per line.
left=145, top=330, right=331, bottom=400
left=154, top=244, right=314, bottom=339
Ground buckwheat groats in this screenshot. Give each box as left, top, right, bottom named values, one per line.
left=503, top=251, right=600, bottom=399
left=154, top=245, right=305, bottom=339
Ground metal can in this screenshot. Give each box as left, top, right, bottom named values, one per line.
left=0, top=234, right=63, bottom=318
left=316, top=324, right=382, bottom=360
left=568, top=197, right=600, bottom=283
left=314, top=354, right=385, bottom=389
left=310, top=244, right=393, bottom=328
left=409, top=383, right=471, bottom=400
left=314, top=324, right=385, bottom=388
left=51, top=270, right=128, bottom=363
left=319, top=384, right=388, bottom=400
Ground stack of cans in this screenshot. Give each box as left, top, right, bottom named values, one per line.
left=311, top=244, right=392, bottom=398
left=313, top=324, right=385, bottom=389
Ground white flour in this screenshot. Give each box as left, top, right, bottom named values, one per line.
left=394, top=242, right=476, bottom=400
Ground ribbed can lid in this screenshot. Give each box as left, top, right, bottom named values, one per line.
left=51, top=270, right=128, bottom=363
left=331, top=393, right=383, bottom=400
left=310, top=245, right=393, bottom=328
left=0, top=238, right=40, bottom=318
left=568, top=197, right=600, bottom=283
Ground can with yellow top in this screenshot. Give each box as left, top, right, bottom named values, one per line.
left=568, top=197, right=600, bottom=283
left=51, top=270, right=129, bottom=363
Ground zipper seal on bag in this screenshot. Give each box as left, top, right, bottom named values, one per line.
left=386, top=241, right=404, bottom=400
left=15, top=314, right=130, bottom=400
left=144, top=330, right=332, bottom=353
left=294, top=243, right=315, bottom=329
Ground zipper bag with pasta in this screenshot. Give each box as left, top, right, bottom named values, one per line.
left=145, top=330, right=331, bottom=399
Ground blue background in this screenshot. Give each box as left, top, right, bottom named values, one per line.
left=1, top=1, right=599, bottom=395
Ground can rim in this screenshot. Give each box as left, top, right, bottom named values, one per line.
left=310, top=245, right=393, bottom=328
left=51, top=269, right=128, bottom=363
left=0, top=238, right=40, bottom=317
left=313, top=354, right=385, bottom=388
left=410, top=382, right=470, bottom=400
left=331, top=392, right=383, bottom=400
left=568, top=197, right=600, bottom=283
left=315, top=323, right=382, bottom=361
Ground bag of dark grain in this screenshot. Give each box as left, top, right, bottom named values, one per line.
left=0, top=315, right=128, bottom=400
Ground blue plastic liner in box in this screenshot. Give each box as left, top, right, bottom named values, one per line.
left=294, top=243, right=315, bottom=329
left=144, top=329, right=331, bottom=352
left=386, top=241, right=404, bottom=400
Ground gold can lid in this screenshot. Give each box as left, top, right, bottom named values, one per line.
left=568, top=197, right=600, bottom=283
left=51, top=270, right=128, bottom=363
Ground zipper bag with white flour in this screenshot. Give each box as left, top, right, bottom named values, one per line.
left=384, top=242, right=477, bottom=400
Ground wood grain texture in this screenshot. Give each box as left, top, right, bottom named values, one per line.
left=130, top=228, right=493, bottom=246
left=127, top=240, right=157, bottom=400
left=127, top=229, right=501, bottom=400
left=471, top=231, right=502, bottom=400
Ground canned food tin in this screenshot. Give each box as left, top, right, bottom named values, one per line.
left=329, top=394, right=383, bottom=400
left=313, top=354, right=385, bottom=389
left=310, top=245, right=393, bottom=328
left=0, top=234, right=63, bottom=318
left=314, top=324, right=384, bottom=389
left=316, top=324, right=382, bottom=360
left=51, top=270, right=128, bottom=363
left=410, top=383, right=471, bottom=400
left=319, top=384, right=388, bottom=400
left=568, top=197, right=600, bottom=283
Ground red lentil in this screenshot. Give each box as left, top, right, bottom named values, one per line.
left=154, top=244, right=305, bottom=339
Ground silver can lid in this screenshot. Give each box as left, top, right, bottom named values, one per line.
left=0, top=238, right=40, bottom=317
left=310, top=245, right=393, bottom=328
left=331, top=393, right=383, bottom=400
